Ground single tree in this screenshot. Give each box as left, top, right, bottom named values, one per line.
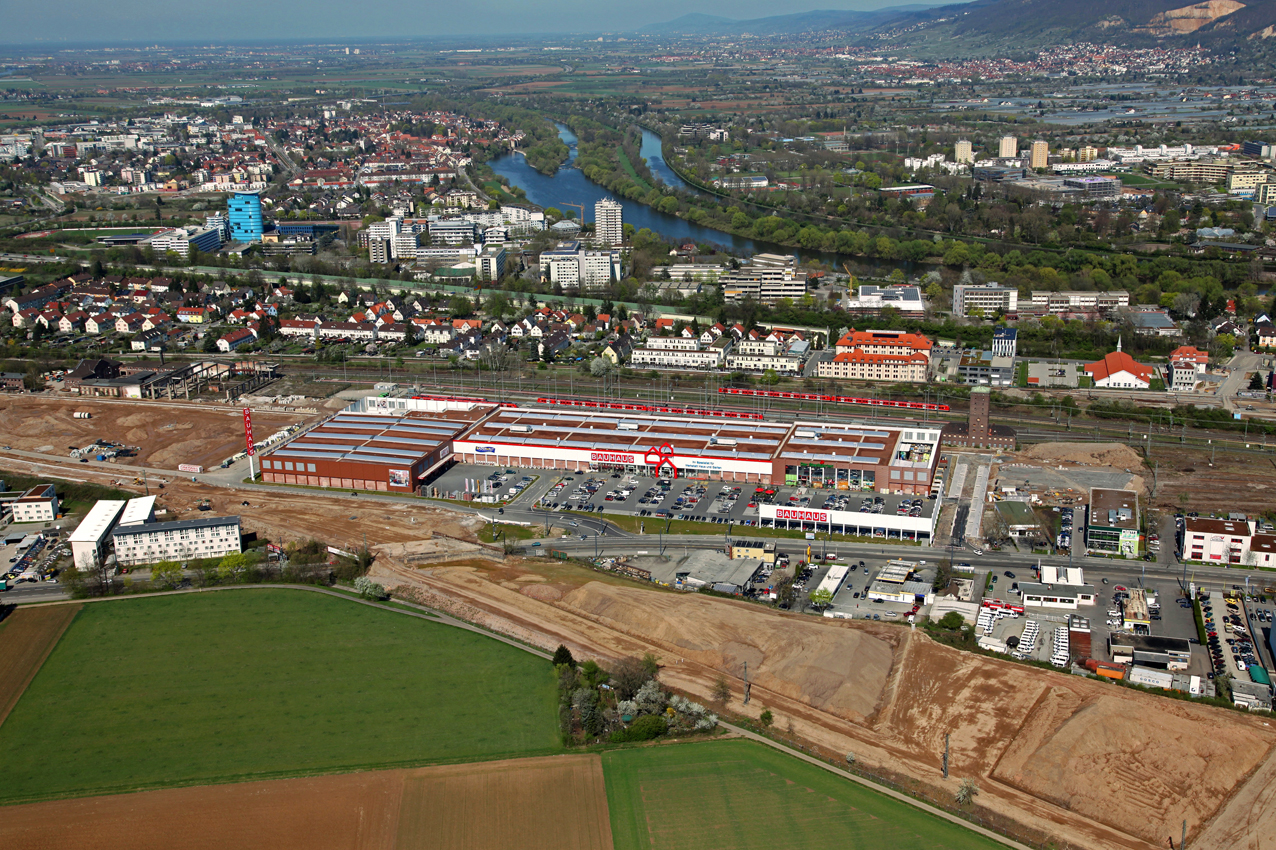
left=552, top=644, right=576, bottom=668
left=759, top=709, right=774, bottom=728
left=712, top=675, right=731, bottom=707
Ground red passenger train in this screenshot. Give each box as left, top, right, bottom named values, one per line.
left=716, top=386, right=948, bottom=412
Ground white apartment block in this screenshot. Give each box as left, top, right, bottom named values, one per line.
left=631, top=339, right=727, bottom=370
left=594, top=199, right=623, bottom=246
left=477, top=245, right=507, bottom=281
left=111, top=515, right=242, bottom=566
left=724, top=343, right=803, bottom=375
left=9, top=484, right=59, bottom=523
left=542, top=242, right=620, bottom=292
left=952, top=282, right=1018, bottom=316
left=645, top=336, right=701, bottom=351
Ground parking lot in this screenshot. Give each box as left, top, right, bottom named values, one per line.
left=427, top=463, right=543, bottom=507
left=528, top=469, right=937, bottom=534
left=1, top=526, right=66, bottom=588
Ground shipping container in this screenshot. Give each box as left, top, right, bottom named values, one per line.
left=177, top=464, right=204, bottom=474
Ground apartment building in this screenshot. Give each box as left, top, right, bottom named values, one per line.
left=723, top=340, right=804, bottom=375
left=630, top=337, right=731, bottom=370
left=720, top=254, right=808, bottom=304
left=541, top=242, right=621, bottom=292
left=998, top=135, right=1018, bottom=158
left=9, top=484, right=59, bottom=523
left=111, top=515, right=242, bottom=566
left=954, top=139, right=973, bottom=164
left=952, top=282, right=1018, bottom=316
left=594, top=199, right=623, bottom=246
left=834, top=328, right=932, bottom=357
left=817, top=349, right=928, bottom=383
left=1145, top=159, right=1232, bottom=184
left=1029, top=140, right=1049, bottom=169
left=477, top=245, right=507, bottom=281
left=957, top=350, right=1015, bottom=386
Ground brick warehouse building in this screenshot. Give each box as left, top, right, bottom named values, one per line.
left=941, top=387, right=1017, bottom=450
left=259, top=404, right=487, bottom=492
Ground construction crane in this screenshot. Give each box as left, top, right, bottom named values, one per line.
left=559, top=202, right=586, bottom=224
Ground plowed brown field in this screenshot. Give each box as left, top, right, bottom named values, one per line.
left=0, top=755, right=611, bottom=850
left=0, top=769, right=405, bottom=850
left=0, top=605, right=80, bottom=726
left=395, top=755, right=612, bottom=850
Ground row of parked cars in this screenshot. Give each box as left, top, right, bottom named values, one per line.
left=1204, top=598, right=1254, bottom=680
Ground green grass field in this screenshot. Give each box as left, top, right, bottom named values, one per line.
left=603, top=740, right=1009, bottom=850
left=0, top=590, right=561, bottom=802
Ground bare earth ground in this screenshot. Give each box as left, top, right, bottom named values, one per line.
left=0, top=605, right=81, bottom=726
left=395, top=755, right=612, bottom=850
left=0, top=755, right=609, bottom=850
left=0, top=451, right=482, bottom=550
left=0, top=397, right=316, bottom=471
left=370, top=557, right=1276, bottom=850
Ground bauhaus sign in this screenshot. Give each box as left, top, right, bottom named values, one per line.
left=775, top=508, right=830, bottom=523
left=591, top=451, right=635, bottom=464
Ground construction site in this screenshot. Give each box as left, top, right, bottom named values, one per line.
left=369, top=551, right=1276, bottom=850
left=0, top=396, right=319, bottom=472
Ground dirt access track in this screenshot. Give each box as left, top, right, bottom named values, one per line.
left=0, top=396, right=317, bottom=471
left=374, top=557, right=1276, bottom=850
left=0, top=754, right=611, bottom=850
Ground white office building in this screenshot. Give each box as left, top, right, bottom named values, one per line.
left=112, top=515, right=242, bottom=566
left=594, top=199, right=623, bottom=246
left=952, top=282, right=1018, bottom=316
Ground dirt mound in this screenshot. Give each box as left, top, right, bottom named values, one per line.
left=884, top=636, right=1275, bottom=846
left=561, top=582, right=897, bottom=721
left=995, top=694, right=1270, bottom=844
left=1019, top=441, right=1143, bottom=470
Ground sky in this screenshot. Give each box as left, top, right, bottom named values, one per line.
left=3, top=0, right=946, bottom=45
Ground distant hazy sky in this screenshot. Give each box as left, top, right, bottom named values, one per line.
left=4, top=0, right=946, bottom=45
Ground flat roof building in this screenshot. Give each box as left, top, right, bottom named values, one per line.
left=70, top=499, right=127, bottom=571
left=113, top=515, right=242, bottom=566
left=1086, top=488, right=1140, bottom=557
left=866, top=560, right=934, bottom=604
left=1108, top=634, right=1191, bottom=671
left=10, top=484, right=59, bottom=524
left=263, top=400, right=486, bottom=494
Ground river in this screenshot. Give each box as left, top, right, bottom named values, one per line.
left=490, top=124, right=916, bottom=275
left=489, top=124, right=766, bottom=256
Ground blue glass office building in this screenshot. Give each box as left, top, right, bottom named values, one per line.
left=228, top=191, right=263, bottom=242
